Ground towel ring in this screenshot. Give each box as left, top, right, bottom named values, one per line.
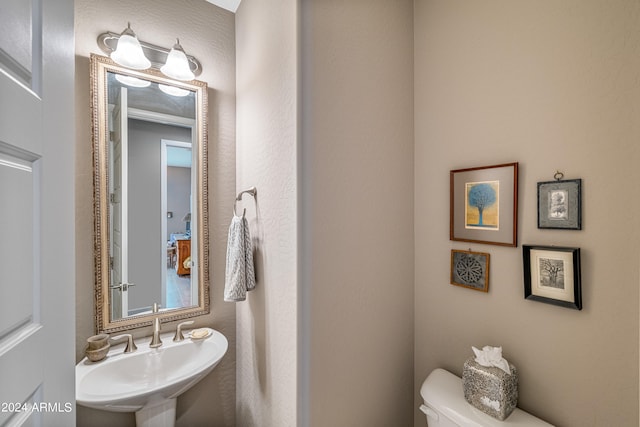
left=233, top=187, right=257, bottom=218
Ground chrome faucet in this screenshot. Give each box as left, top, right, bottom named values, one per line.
left=111, top=333, right=137, bottom=353
left=173, top=320, right=195, bottom=342
left=149, top=303, right=163, bottom=348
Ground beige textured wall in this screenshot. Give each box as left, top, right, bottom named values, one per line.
left=300, top=1, right=415, bottom=425
left=414, top=1, right=640, bottom=426
left=234, top=0, right=299, bottom=425
left=74, top=1, right=237, bottom=425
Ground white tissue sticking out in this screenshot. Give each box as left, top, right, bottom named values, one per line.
left=480, top=396, right=501, bottom=411
left=472, top=346, right=511, bottom=375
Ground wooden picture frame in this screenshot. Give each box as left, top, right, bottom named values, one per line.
left=450, top=249, right=490, bottom=292
left=450, top=162, right=518, bottom=246
left=537, top=179, right=582, bottom=230
left=523, top=245, right=582, bottom=310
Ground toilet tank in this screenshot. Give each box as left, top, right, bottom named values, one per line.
left=420, top=369, right=554, bottom=427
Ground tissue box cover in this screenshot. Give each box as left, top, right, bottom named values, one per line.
left=462, top=357, right=518, bottom=421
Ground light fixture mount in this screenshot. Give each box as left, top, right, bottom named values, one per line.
left=97, top=31, right=202, bottom=78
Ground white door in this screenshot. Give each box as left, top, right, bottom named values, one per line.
left=0, top=1, right=75, bottom=425
left=110, top=87, right=129, bottom=318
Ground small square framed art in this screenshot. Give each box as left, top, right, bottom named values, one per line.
left=450, top=249, right=490, bottom=292
left=537, top=178, right=582, bottom=230
left=523, top=245, right=582, bottom=310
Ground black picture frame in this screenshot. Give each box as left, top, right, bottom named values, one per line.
left=537, top=179, right=582, bottom=230
left=523, top=245, right=582, bottom=310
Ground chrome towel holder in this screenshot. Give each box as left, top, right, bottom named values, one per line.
left=234, top=187, right=257, bottom=217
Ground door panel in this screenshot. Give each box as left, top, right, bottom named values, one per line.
left=0, top=66, right=41, bottom=158
left=0, top=0, right=74, bottom=425
left=0, top=152, right=35, bottom=333
left=0, top=150, right=43, bottom=426
left=0, top=0, right=40, bottom=91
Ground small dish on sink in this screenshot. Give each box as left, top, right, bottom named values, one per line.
left=190, top=327, right=213, bottom=341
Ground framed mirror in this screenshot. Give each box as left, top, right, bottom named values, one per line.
left=91, top=54, right=209, bottom=333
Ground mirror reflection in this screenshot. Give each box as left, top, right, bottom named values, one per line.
left=92, top=54, right=209, bottom=333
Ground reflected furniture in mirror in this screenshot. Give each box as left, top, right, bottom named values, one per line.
left=91, top=54, right=209, bottom=333
left=175, top=238, right=191, bottom=276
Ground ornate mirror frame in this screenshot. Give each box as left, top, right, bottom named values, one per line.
left=91, top=54, right=209, bottom=333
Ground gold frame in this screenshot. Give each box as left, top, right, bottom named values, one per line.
left=91, top=54, right=210, bottom=333
left=450, top=249, right=490, bottom=292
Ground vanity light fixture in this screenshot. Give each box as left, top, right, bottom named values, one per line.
left=160, top=39, right=195, bottom=81
left=97, top=29, right=202, bottom=79
left=110, top=23, right=151, bottom=70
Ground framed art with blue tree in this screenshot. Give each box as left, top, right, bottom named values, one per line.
left=450, top=162, right=518, bottom=247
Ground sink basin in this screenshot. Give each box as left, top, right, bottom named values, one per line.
left=76, top=328, right=227, bottom=427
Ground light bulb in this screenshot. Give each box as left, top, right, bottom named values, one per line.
left=160, top=39, right=195, bottom=81
left=159, top=84, right=190, bottom=97
left=115, top=74, right=151, bottom=88
left=110, top=24, right=150, bottom=70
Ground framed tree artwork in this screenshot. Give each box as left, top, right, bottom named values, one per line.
left=523, top=245, right=582, bottom=310
left=537, top=177, right=582, bottom=230
left=450, top=162, right=518, bottom=247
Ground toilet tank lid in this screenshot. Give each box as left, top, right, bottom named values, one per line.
left=420, top=368, right=554, bottom=427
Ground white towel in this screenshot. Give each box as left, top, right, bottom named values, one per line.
left=224, top=214, right=256, bottom=301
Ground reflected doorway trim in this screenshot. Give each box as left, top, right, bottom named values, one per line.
left=123, top=109, right=196, bottom=317
left=161, top=138, right=195, bottom=309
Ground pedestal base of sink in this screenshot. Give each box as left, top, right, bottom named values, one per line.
left=135, top=398, right=176, bottom=427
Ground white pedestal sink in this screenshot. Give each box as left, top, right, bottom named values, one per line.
left=76, top=328, right=228, bottom=427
